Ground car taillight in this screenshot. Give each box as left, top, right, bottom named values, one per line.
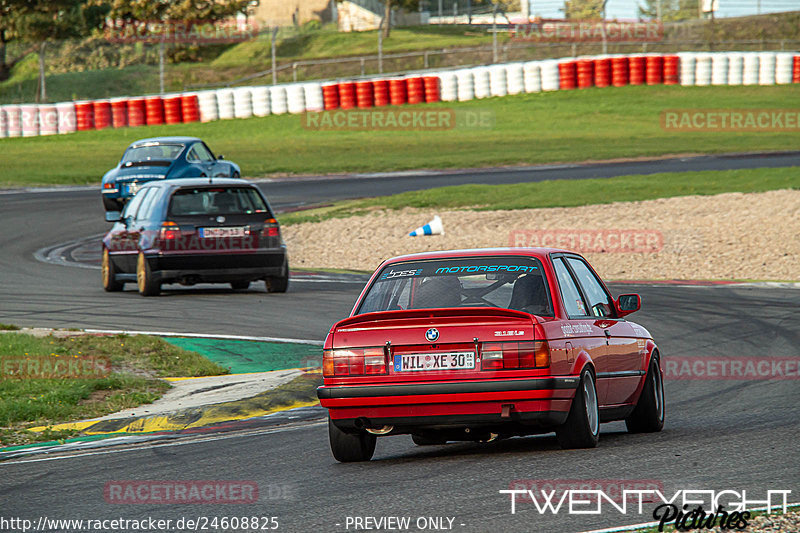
left=481, top=341, right=549, bottom=370
left=103, top=182, right=114, bottom=189
left=159, top=221, right=180, bottom=240
left=322, top=347, right=386, bottom=377
left=262, top=218, right=280, bottom=238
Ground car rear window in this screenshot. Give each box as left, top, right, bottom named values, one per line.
left=357, top=257, right=552, bottom=316
left=122, top=143, right=184, bottom=165
left=168, top=187, right=270, bottom=216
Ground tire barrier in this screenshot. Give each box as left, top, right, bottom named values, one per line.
left=286, top=84, right=306, bottom=114
left=5, top=105, right=21, bottom=137
left=406, top=76, right=425, bottom=104
left=181, top=93, right=200, bottom=123
left=594, top=57, right=611, bottom=88
left=144, top=96, right=164, bottom=125
left=0, top=106, right=7, bottom=138
left=355, top=80, right=374, bottom=109
left=215, top=89, right=235, bottom=120
left=576, top=59, right=594, bottom=89
left=558, top=60, right=577, bottom=90
left=423, top=76, right=441, bottom=102
left=611, top=56, right=629, bottom=87
left=388, top=78, right=407, bottom=105
left=322, top=83, right=340, bottom=110
left=164, top=94, right=184, bottom=124
left=110, top=98, right=128, bottom=128
left=93, top=99, right=112, bottom=130
left=523, top=61, right=542, bottom=93
left=233, top=87, right=253, bottom=119
left=56, top=102, right=76, bottom=134
left=251, top=86, right=271, bottom=117
left=5, top=50, right=798, bottom=139
left=303, top=82, right=324, bottom=112
left=506, top=63, right=525, bottom=95
left=455, top=69, right=475, bottom=101
left=37, top=104, right=58, bottom=136
left=338, top=81, right=357, bottom=109
left=629, top=55, right=646, bottom=85
left=269, top=85, right=288, bottom=115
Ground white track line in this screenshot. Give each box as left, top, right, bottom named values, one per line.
left=583, top=502, right=800, bottom=533
left=83, top=328, right=323, bottom=345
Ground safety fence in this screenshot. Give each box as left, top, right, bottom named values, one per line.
left=1, top=51, right=798, bottom=138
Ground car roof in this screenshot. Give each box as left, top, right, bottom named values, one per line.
left=140, top=178, right=253, bottom=190
left=383, top=248, right=574, bottom=263
left=129, top=137, right=201, bottom=147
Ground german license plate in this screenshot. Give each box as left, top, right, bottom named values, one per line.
left=199, top=226, right=247, bottom=238
left=394, top=351, right=475, bottom=372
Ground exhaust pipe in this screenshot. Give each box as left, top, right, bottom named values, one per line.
left=366, top=425, right=394, bottom=435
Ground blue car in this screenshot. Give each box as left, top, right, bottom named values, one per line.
left=101, top=136, right=241, bottom=212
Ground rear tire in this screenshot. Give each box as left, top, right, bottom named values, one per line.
left=101, top=248, right=123, bottom=292
left=230, top=281, right=250, bottom=290
left=136, top=252, right=160, bottom=297
left=412, top=433, right=447, bottom=446
left=102, top=196, right=121, bottom=212
left=625, top=356, right=665, bottom=433
left=556, top=368, right=600, bottom=449
left=328, top=417, right=376, bottom=462
left=265, top=259, right=289, bottom=293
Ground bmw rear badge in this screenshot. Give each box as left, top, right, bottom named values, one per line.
left=216, top=216, right=225, bottom=223
left=425, top=328, right=439, bottom=342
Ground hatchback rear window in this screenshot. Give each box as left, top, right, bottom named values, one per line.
left=122, top=143, right=184, bottom=165
left=357, top=257, right=552, bottom=316
left=168, top=187, right=270, bottom=216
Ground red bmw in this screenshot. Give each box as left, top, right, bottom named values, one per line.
left=317, top=248, right=664, bottom=462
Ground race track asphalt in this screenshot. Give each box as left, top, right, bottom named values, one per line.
left=0, top=154, right=798, bottom=532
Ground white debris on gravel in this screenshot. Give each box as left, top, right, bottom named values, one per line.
left=284, top=189, right=800, bottom=281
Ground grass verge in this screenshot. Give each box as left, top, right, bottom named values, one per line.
left=1, top=85, right=799, bottom=187
left=0, top=332, right=227, bottom=447
left=278, top=166, right=800, bottom=225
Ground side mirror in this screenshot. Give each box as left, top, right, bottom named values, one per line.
left=217, top=154, right=225, bottom=160
left=615, top=294, right=641, bottom=317
left=105, top=211, right=122, bottom=223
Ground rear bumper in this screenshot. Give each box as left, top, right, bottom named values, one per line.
left=149, top=250, right=286, bottom=283
left=319, top=376, right=578, bottom=432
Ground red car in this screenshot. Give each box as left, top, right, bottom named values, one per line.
left=317, top=248, right=664, bottom=462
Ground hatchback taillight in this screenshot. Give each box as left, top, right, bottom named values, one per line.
left=262, top=218, right=280, bottom=238
left=323, top=347, right=386, bottom=377
left=481, top=341, right=549, bottom=370
left=159, top=221, right=180, bottom=240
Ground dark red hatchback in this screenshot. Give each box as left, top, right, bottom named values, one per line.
left=317, top=248, right=664, bottom=462
left=102, top=178, right=288, bottom=296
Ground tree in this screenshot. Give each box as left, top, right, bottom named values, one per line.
left=14, top=0, right=100, bottom=100
left=564, top=0, right=605, bottom=20
left=0, top=0, right=28, bottom=82
left=379, top=0, right=420, bottom=39
left=99, top=0, right=252, bottom=25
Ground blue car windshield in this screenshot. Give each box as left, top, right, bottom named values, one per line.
left=357, top=257, right=553, bottom=316
left=122, top=143, right=184, bottom=165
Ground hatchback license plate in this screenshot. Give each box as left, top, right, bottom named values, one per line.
left=199, top=226, right=247, bottom=238
left=394, top=351, right=475, bottom=372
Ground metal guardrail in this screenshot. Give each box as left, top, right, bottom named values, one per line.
left=183, top=39, right=800, bottom=90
